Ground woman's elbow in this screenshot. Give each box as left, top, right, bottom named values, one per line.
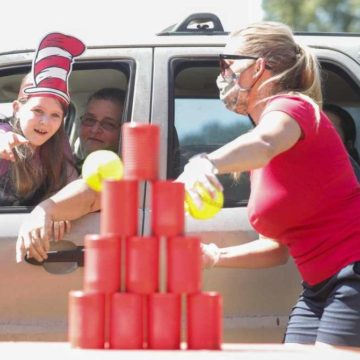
left=277, top=246, right=290, bottom=265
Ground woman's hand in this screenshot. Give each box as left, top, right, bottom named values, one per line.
left=176, top=154, right=223, bottom=208
left=201, top=242, right=221, bottom=268
left=0, top=131, right=29, bottom=161
left=16, top=205, right=70, bottom=263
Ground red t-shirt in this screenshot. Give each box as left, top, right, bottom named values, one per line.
left=248, top=95, right=360, bottom=285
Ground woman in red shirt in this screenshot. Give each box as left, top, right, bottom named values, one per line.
left=177, top=22, right=360, bottom=348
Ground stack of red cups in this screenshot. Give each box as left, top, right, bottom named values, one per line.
left=68, top=123, right=222, bottom=350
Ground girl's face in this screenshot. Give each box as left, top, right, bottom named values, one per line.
left=13, top=96, right=64, bottom=147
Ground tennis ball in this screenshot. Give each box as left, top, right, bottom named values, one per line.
left=185, top=183, right=224, bottom=220
left=82, top=150, right=124, bottom=192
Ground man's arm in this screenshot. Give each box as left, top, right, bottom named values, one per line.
left=16, top=179, right=100, bottom=263
left=42, top=178, right=100, bottom=220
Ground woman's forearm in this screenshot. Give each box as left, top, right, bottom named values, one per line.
left=209, top=131, right=274, bottom=174
left=216, top=237, right=289, bottom=268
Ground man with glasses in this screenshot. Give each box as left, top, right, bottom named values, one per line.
left=74, top=87, right=125, bottom=172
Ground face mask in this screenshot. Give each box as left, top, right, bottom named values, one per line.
left=216, top=75, right=250, bottom=113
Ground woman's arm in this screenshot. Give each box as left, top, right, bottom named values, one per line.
left=202, top=235, right=289, bottom=269
left=209, top=111, right=302, bottom=174
left=176, top=111, right=302, bottom=201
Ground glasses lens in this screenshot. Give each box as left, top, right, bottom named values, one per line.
left=101, top=121, right=117, bottom=132
left=81, top=116, right=95, bottom=127
left=219, top=58, right=236, bottom=82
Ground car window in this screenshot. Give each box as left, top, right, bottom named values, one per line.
left=170, top=61, right=252, bottom=207
left=0, top=62, right=132, bottom=210
left=321, top=61, right=360, bottom=157
left=67, top=65, right=130, bottom=153
left=169, top=57, right=360, bottom=207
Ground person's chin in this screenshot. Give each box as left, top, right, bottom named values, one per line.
left=85, top=144, right=106, bottom=155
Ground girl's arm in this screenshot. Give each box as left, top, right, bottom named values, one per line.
left=16, top=179, right=100, bottom=263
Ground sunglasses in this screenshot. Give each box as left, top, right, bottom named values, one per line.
left=219, top=54, right=271, bottom=82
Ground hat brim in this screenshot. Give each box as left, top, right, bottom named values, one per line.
left=24, top=86, right=69, bottom=104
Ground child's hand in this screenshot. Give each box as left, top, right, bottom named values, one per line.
left=0, top=131, right=29, bottom=161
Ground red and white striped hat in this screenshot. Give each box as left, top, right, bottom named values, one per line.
left=23, top=32, right=85, bottom=105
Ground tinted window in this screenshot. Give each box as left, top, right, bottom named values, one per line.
left=170, top=62, right=252, bottom=207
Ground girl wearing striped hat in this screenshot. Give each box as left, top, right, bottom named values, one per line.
left=0, top=32, right=85, bottom=206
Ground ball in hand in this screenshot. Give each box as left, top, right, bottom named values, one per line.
left=82, top=150, right=124, bottom=192
left=185, top=183, right=224, bottom=220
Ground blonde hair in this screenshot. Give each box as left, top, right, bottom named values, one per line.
left=229, top=21, right=323, bottom=107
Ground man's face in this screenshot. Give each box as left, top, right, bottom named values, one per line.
left=79, top=98, right=123, bottom=156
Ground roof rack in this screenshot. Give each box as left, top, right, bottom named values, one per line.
left=157, top=13, right=228, bottom=36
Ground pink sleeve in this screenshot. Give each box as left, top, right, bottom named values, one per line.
left=0, top=122, right=12, bottom=133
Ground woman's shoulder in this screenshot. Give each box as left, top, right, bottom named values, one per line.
left=265, top=93, right=320, bottom=122
left=267, top=93, right=319, bottom=110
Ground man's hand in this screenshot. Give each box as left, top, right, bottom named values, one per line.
left=0, top=132, right=29, bottom=161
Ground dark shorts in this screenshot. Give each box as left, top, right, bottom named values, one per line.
left=284, top=261, right=360, bottom=347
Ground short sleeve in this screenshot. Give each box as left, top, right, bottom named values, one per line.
left=261, top=95, right=319, bottom=140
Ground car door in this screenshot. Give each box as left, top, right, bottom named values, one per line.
left=0, top=47, right=153, bottom=340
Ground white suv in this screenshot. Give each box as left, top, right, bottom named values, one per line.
left=0, top=13, right=359, bottom=343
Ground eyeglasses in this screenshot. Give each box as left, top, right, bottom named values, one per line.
left=80, top=115, right=120, bottom=132
left=219, top=54, right=271, bottom=82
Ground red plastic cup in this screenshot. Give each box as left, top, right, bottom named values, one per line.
left=101, top=179, right=138, bottom=236
left=84, top=234, right=121, bottom=294
left=126, top=236, right=159, bottom=294
left=151, top=181, right=185, bottom=237
left=148, top=293, right=181, bottom=350
left=122, top=123, right=160, bottom=181
left=167, top=236, right=201, bottom=294
left=187, top=292, right=222, bottom=350
left=68, top=290, right=105, bottom=349
left=109, top=293, right=144, bottom=349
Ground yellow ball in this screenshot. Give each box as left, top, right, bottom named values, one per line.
left=185, top=183, right=224, bottom=220
left=82, top=150, right=124, bottom=192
